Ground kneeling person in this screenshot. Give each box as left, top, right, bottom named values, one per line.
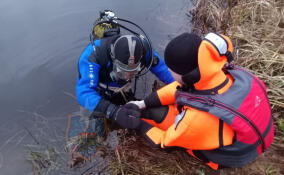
left=130, top=33, right=274, bottom=169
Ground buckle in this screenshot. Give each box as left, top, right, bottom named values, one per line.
left=224, top=62, right=234, bottom=70
left=225, top=51, right=234, bottom=62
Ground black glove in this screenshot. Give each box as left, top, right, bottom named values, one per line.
left=106, top=103, right=141, bottom=129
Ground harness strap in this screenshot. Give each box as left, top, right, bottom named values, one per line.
left=219, top=119, right=224, bottom=147
left=189, top=150, right=219, bottom=170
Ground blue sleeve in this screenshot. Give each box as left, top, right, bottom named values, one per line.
left=76, top=44, right=102, bottom=112
left=150, top=50, right=174, bottom=84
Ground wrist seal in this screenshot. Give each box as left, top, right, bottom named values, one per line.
left=106, top=103, right=118, bottom=119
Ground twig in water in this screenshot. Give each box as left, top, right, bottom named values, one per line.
left=24, top=126, right=40, bottom=145
left=115, top=147, right=124, bottom=175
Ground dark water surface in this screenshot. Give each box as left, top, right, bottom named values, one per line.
left=0, top=0, right=192, bottom=174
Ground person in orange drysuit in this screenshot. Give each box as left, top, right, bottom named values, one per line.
left=129, top=32, right=273, bottom=169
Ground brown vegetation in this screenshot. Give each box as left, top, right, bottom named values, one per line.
left=108, top=0, right=284, bottom=174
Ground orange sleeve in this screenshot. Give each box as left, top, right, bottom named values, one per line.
left=157, top=81, right=181, bottom=105
left=144, top=81, right=181, bottom=108
left=140, top=107, right=234, bottom=150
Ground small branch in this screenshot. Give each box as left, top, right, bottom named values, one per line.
left=115, top=148, right=124, bottom=175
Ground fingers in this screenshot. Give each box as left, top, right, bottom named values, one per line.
left=115, top=108, right=141, bottom=129
left=129, top=118, right=141, bottom=129
left=124, top=103, right=140, bottom=110
left=127, top=109, right=141, bottom=118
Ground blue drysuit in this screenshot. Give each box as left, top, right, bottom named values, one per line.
left=76, top=36, right=174, bottom=113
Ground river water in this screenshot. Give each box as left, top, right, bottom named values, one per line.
left=0, top=0, right=192, bottom=174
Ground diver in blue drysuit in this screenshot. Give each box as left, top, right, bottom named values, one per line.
left=76, top=34, right=174, bottom=129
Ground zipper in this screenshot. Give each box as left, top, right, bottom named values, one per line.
left=176, top=93, right=266, bottom=152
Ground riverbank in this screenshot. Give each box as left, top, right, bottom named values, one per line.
left=109, top=0, right=284, bottom=174
left=26, top=1, right=284, bottom=174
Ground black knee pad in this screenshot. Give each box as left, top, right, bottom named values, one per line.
left=142, top=106, right=169, bottom=123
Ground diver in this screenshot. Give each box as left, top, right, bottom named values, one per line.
left=76, top=10, right=174, bottom=130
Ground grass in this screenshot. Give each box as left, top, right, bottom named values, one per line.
left=107, top=130, right=213, bottom=175
left=191, top=0, right=284, bottom=114
left=228, top=0, right=284, bottom=112
left=26, top=146, right=62, bottom=175
left=277, top=118, right=284, bottom=132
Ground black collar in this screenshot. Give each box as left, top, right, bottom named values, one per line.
left=192, top=77, right=230, bottom=95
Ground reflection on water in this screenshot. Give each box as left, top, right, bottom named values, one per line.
left=0, top=0, right=192, bottom=174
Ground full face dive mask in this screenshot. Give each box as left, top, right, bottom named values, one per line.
left=109, top=35, right=143, bottom=81
left=91, top=10, right=154, bottom=79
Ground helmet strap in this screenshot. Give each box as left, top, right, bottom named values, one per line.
left=110, top=35, right=141, bottom=72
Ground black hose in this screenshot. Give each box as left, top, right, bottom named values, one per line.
left=91, top=18, right=154, bottom=77
left=117, top=18, right=154, bottom=76
left=133, top=76, right=138, bottom=96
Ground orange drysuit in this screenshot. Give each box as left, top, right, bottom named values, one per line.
left=139, top=34, right=235, bottom=169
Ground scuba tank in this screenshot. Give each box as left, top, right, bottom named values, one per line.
left=91, top=10, right=120, bottom=40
